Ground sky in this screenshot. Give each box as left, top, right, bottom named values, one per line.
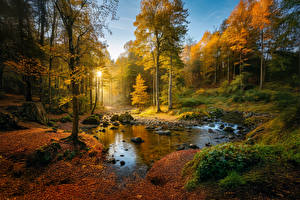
left=105, top=0, right=240, bottom=60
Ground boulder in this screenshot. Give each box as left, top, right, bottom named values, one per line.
left=82, top=115, right=100, bottom=125
left=189, top=144, right=199, bottom=149
left=119, top=112, right=134, bottom=124
left=21, top=102, right=48, bottom=125
left=131, top=137, right=144, bottom=144
left=112, top=122, right=119, bottom=126
left=224, top=126, right=234, bottom=133
left=0, top=112, right=19, bottom=131
left=120, top=161, right=125, bottom=166
left=110, top=126, right=118, bottom=130
left=155, top=130, right=171, bottom=136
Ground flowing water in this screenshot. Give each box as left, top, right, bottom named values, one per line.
left=88, top=121, right=243, bottom=177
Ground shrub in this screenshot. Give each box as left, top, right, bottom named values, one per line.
left=219, top=171, right=246, bottom=190
left=179, top=97, right=204, bottom=107
left=272, top=91, right=298, bottom=110
left=244, top=90, right=272, bottom=103
left=178, top=112, right=207, bottom=121
left=184, top=143, right=283, bottom=189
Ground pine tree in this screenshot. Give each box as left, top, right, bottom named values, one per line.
left=131, top=74, right=149, bottom=108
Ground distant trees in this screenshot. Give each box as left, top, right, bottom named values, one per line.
left=133, top=0, right=188, bottom=112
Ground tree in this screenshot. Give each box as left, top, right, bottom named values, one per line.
left=55, top=0, right=118, bottom=143
left=134, top=0, right=188, bottom=112
left=131, top=74, right=149, bottom=108
left=251, top=0, right=273, bottom=89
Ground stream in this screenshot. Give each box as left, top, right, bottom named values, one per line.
left=87, top=120, right=246, bottom=178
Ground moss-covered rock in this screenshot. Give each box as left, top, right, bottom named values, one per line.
left=21, top=102, right=48, bottom=125
left=119, top=112, right=134, bottom=124
left=82, top=115, right=101, bottom=125
left=28, top=142, right=61, bottom=166
left=0, top=112, right=19, bottom=131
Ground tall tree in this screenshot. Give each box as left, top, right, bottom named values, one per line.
left=251, top=0, right=273, bottom=89
left=55, top=0, right=118, bottom=143
left=131, top=74, right=149, bottom=108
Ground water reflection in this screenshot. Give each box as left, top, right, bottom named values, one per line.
left=90, top=123, right=236, bottom=177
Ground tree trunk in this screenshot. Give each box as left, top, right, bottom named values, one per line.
left=67, top=25, right=79, bottom=142
left=156, top=50, right=161, bottom=113
left=0, top=64, right=4, bottom=90
left=227, top=56, right=230, bottom=82
left=168, top=57, right=173, bottom=111
left=260, top=31, right=264, bottom=90
left=100, top=78, right=103, bottom=106
left=25, top=76, right=32, bottom=101
left=89, top=75, right=93, bottom=110
left=152, top=52, right=156, bottom=107
left=91, top=77, right=98, bottom=114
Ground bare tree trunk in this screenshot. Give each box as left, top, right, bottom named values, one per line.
left=0, top=64, right=4, bottom=90
left=227, top=55, right=230, bottom=82
left=260, top=31, right=264, bottom=90
left=91, top=77, right=98, bottom=114
left=100, top=78, right=103, bottom=106
left=89, top=75, right=93, bottom=110
left=168, top=57, right=173, bottom=111
left=152, top=52, right=156, bottom=107
left=156, top=50, right=161, bottom=113
left=25, top=76, right=32, bottom=101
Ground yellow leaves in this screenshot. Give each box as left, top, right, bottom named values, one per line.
left=131, top=74, right=149, bottom=107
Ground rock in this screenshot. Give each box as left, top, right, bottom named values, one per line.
left=131, top=137, right=144, bottom=144
left=21, top=102, right=48, bottom=125
left=124, top=149, right=128, bottom=151
left=100, top=129, right=106, bottom=132
left=106, top=158, right=116, bottom=164
left=110, top=114, right=119, bottom=121
left=121, top=129, right=125, bottom=132
left=205, top=142, right=211, bottom=147
left=93, top=136, right=99, bottom=140
left=112, top=122, right=119, bottom=126
left=122, top=140, right=125, bottom=142
left=120, top=161, right=125, bottom=166
left=102, top=121, right=110, bottom=127
left=155, top=130, right=171, bottom=136
left=208, top=129, right=214, bottom=133
left=189, top=144, right=199, bottom=149
left=209, top=124, right=215, bottom=128
left=219, top=124, right=225, bottom=129
left=120, top=155, right=124, bottom=157
left=229, top=136, right=235, bottom=140
left=224, top=126, right=234, bottom=133
left=176, top=145, right=187, bottom=151
left=0, top=112, right=19, bottom=131
left=237, top=126, right=244, bottom=130
left=119, top=112, right=134, bottom=124
left=110, top=126, right=118, bottom=130
left=82, top=115, right=101, bottom=125
left=145, top=125, right=155, bottom=130
left=154, top=127, right=163, bottom=131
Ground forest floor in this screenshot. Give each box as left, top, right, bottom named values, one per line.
left=0, top=93, right=298, bottom=199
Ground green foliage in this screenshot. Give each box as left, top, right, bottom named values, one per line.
left=219, top=171, right=246, bottom=190
left=272, top=91, right=298, bottom=110
left=179, top=97, right=204, bottom=107
left=178, top=111, right=207, bottom=121
left=184, top=143, right=284, bottom=190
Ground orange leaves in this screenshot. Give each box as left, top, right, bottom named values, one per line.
left=251, top=0, right=273, bottom=31
left=4, top=56, right=47, bottom=77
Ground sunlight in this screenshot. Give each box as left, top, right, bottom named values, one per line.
left=97, top=71, right=102, bottom=77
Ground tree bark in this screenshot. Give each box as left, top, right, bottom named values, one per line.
left=89, top=75, right=93, bottom=110
left=260, top=31, right=264, bottom=90
left=227, top=55, right=230, bottom=82
left=156, top=49, right=161, bottom=113
left=91, top=76, right=98, bottom=114
left=0, top=64, right=4, bottom=90
left=168, top=56, right=173, bottom=111
left=100, top=77, right=103, bottom=106
left=25, top=76, right=32, bottom=101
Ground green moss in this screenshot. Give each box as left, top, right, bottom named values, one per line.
left=184, top=143, right=285, bottom=189
left=59, top=115, right=72, bottom=123
left=219, top=171, right=246, bottom=190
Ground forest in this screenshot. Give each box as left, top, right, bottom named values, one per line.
left=0, top=0, right=299, bottom=199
